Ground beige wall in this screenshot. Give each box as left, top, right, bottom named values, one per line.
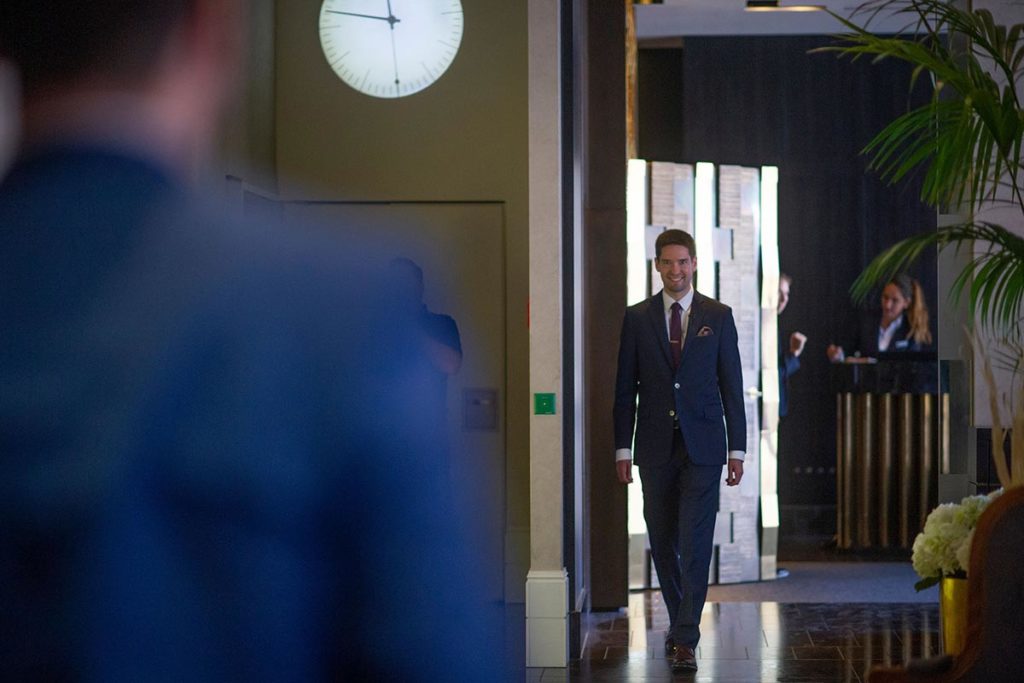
left=272, top=0, right=531, bottom=590
left=219, top=0, right=278, bottom=194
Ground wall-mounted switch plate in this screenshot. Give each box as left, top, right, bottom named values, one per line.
left=534, top=393, right=556, bottom=415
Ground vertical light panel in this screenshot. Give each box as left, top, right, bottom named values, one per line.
left=760, top=166, right=780, bottom=309
left=694, top=162, right=716, bottom=299
left=759, top=165, right=781, bottom=580
left=760, top=164, right=781, bottom=426
left=626, top=159, right=649, bottom=306
left=713, top=165, right=763, bottom=585
left=760, top=165, right=780, bottom=424
left=626, top=159, right=650, bottom=540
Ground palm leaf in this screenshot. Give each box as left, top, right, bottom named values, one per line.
left=990, top=337, right=1024, bottom=375
left=977, top=336, right=1015, bottom=488
left=816, top=1, right=1024, bottom=216
left=823, top=1, right=1024, bottom=344
left=851, top=222, right=1024, bottom=336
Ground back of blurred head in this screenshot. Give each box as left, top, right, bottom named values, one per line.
left=0, top=0, right=243, bottom=170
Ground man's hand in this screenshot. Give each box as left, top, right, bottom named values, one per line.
left=616, top=460, right=633, bottom=484
left=789, top=331, right=807, bottom=357
left=726, top=458, right=743, bottom=486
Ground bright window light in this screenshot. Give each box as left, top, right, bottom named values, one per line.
left=694, top=162, right=716, bottom=299
left=626, top=159, right=649, bottom=306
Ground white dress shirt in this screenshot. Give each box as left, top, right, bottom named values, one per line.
left=877, top=314, right=904, bottom=352
left=616, top=288, right=744, bottom=463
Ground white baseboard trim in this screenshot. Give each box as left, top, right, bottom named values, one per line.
left=525, top=568, right=568, bottom=667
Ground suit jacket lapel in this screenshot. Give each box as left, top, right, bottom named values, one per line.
left=646, top=292, right=673, bottom=370
left=678, top=292, right=705, bottom=369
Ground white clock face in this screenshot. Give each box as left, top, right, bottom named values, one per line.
left=319, top=0, right=464, bottom=99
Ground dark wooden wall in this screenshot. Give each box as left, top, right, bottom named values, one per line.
left=583, top=1, right=628, bottom=611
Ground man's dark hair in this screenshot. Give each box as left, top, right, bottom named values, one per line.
left=0, top=2, right=195, bottom=95
left=654, top=229, right=697, bottom=260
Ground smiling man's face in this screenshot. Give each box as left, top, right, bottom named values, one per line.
left=655, top=243, right=696, bottom=300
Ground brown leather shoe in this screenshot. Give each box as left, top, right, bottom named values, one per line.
left=671, top=645, right=697, bottom=672
left=664, top=636, right=677, bottom=656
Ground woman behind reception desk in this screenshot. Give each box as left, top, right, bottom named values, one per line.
left=826, top=274, right=932, bottom=362
left=825, top=274, right=938, bottom=550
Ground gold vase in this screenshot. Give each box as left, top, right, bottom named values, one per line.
left=940, top=576, right=968, bottom=656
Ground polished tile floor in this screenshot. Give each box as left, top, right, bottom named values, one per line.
left=529, top=592, right=940, bottom=682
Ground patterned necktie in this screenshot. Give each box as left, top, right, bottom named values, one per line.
left=670, top=302, right=682, bottom=370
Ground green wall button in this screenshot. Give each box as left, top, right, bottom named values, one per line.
left=534, top=393, right=556, bottom=415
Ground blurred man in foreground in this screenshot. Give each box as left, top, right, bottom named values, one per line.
left=0, top=2, right=497, bottom=680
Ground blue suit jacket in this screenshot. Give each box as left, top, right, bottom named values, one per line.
left=779, top=344, right=800, bottom=418
left=0, top=145, right=499, bottom=681
left=614, top=291, right=746, bottom=467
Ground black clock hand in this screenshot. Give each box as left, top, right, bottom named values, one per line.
left=326, top=10, right=400, bottom=26
left=387, top=0, right=400, bottom=92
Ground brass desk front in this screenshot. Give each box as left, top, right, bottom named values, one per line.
left=832, top=361, right=940, bottom=550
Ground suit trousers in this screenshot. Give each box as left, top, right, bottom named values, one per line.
left=639, top=428, right=722, bottom=648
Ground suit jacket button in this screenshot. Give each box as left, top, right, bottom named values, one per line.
left=669, top=410, right=676, bottom=417
left=674, top=383, right=680, bottom=389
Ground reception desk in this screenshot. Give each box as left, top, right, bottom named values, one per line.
left=832, top=356, right=941, bottom=550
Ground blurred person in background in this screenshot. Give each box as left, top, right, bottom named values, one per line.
left=827, top=273, right=932, bottom=362
left=777, top=273, right=806, bottom=418
left=0, top=2, right=498, bottom=680
left=389, top=257, right=462, bottom=488
left=390, top=257, right=463, bottom=392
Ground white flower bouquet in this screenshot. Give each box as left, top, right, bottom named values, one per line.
left=911, top=489, right=1003, bottom=591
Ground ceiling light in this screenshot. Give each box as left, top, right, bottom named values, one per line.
left=745, top=1, right=827, bottom=11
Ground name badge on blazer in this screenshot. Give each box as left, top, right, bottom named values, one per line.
left=697, top=325, right=714, bottom=337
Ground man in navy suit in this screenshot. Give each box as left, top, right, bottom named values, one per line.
left=614, top=229, right=746, bottom=673
left=0, top=1, right=498, bottom=680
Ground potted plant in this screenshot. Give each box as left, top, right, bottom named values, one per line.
left=911, top=490, right=1002, bottom=653
left=819, top=0, right=1024, bottom=657
left=818, top=0, right=1024, bottom=339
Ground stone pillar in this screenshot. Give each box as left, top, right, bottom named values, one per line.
left=526, top=0, right=568, bottom=669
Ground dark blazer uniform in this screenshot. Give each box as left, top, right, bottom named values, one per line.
left=614, top=290, right=746, bottom=649
left=856, top=314, right=924, bottom=356
left=779, top=340, right=801, bottom=418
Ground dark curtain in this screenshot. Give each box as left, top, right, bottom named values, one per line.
left=639, top=37, right=937, bottom=507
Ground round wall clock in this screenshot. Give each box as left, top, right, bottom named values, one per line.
left=318, top=0, right=465, bottom=99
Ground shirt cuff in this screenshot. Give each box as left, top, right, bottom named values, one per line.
left=615, top=448, right=632, bottom=462
left=728, top=450, right=745, bottom=462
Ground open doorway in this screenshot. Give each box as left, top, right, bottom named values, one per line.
left=635, top=27, right=940, bottom=565
left=624, top=160, right=781, bottom=590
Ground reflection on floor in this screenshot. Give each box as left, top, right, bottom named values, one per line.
left=533, top=592, right=940, bottom=682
